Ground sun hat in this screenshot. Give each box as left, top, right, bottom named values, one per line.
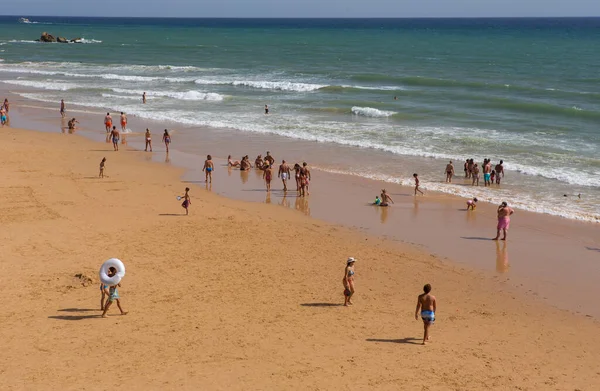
left=347, top=257, right=356, bottom=264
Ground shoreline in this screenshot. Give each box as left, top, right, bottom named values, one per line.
left=4, top=91, right=600, bottom=317
left=2, top=124, right=600, bottom=389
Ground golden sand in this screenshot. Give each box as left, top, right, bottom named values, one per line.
left=1, top=128, right=599, bottom=390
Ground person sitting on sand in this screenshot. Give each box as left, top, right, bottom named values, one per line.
left=203, top=155, right=214, bottom=183
left=228, top=155, right=240, bottom=168
left=101, top=267, right=128, bottom=318
left=255, top=154, right=263, bottom=168
left=68, top=118, right=79, bottom=132
left=343, top=257, right=356, bottom=306
left=493, top=201, right=514, bottom=241
left=373, top=195, right=382, bottom=206
left=99, top=157, right=106, bottom=178
left=144, top=128, right=152, bottom=152
left=240, top=156, right=252, bottom=171
left=415, top=284, right=436, bottom=345
left=466, top=197, right=477, bottom=210
left=181, top=187, right=191, bottom=215
left=380, top=189, right=394, bottom=206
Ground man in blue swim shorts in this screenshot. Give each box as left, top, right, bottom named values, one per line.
left=415, top=283, right=437, bottom=345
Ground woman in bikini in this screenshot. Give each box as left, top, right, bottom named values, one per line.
left=228, top=155, right=240, bottom=168
left=162, top=129, right=171, bottom=153
left=263, top=164, right=273, bottom=192
left=144, top=128, right=152, bottom=152
left=293, top=163, right=302, bottom=192
left=343, top=257, right=356, bottom=306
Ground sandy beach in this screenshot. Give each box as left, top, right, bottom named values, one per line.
left=1, top=124, right=600, bottom=390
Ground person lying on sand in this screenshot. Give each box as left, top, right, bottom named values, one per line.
left=228, top=155, right=240, bottom=168
left=379, top=189, right=394, bottom=206
left=101, top=267, right=128, bottom=317
left=415, top=284, right=436, bottom=345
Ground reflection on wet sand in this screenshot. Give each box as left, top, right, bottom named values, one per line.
left=379, top=205, right=389, bottom=224
left=165, top=152, right=171, bottom=164
left=265, top=192, right=271, bottom=204
left=412, top=198, right=420, bottom=220
left=240, top=170, right=249, bottom=184
left=495, top=240, right=509, bottom=273
left=466, top=209, right=477, bottom=223
left=280, top=194, right=290, bottom=208
left=295, top=195, right=310, bottom=216
left=205, top=182, right=212, bottom=192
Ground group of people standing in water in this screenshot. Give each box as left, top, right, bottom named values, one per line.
left=228, top=152, right=312, bottom=195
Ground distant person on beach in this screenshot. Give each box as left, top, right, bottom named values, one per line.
left=142, top=92, right=147, bottom=104
left=265, top=151, right=275, bottom=167
left=101, top=267, right=128, bottom=318
left=99, top=157, right=106, bottom=178
left=413, top=173, right=424, bottom=195
left=228, top=155, right=241, bottom=168
left=120, top=112, right=127, bottom=132
left=293, top=163, right=302, bottom=192
left=495, top=160, right=504, bottom=185
left=3, top=98, right=9, bottom=113
left=343, top=257, right=356, bottom=306
left=466, top=197, right=478, bottom=210
left=445, top=161, right=455, bottom=183
left=144, top=128, right=152, bottom=152
left=493, top=201, right=514, bottom=241
left=181, top=187, right=191, bottom=215
left=472, top=164, right=480, bottom=186
left=110, top=126, right=120, bottom=151
left=464, top=159, right=469, bottom=178
left=162, top=129, right=171, bottom=153
left=265, top=104, right=269, bottom=115
left=60, top=99, right=66, bottom=118
left=490, top=170, right=496, bottom=184
left=302, top=162, right=312, bottom=195
left=0, top=107, right=7, bottom=127
left=380, top=189, right=394, bottom=206
left=373, top=195, right=382, bottom=205
left=415, top=284, right=436, bottom=345
left=104, top=113, right=112, bottom=133
left=263, top=164, right=273, bottom=192
left=255, top=154, right=263, bottom=168
left=240, top=156, right=252, bottom=171
left=278, top=160, right=291, bottom=191
left=394, top=96, right=397, bottom=100
left=467, top=159, right=474, bottom=179
left=483, top=160, right=492, bottom=187
left=203, top=155, right=214, bottom=183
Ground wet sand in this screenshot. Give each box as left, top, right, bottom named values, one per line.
left=5, top=92, right=600, bottom=318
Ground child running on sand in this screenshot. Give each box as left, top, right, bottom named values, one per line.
left=415, top=284, right=436, bottom=345
left=99, top=157, right=106, bottom=178
left=101, top=267, right=128, bottom=317
left=181, top=187, right=191, bottom=215
left=413, top=173, right=424, bottom=196
left=203, top=155, right=214, bottom=183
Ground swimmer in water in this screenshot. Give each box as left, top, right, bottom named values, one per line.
left=203, top=155, right=214, bottom=183
left=466, top=197, right=478, bottom=210
left=265, top=104, right=269, bottom=115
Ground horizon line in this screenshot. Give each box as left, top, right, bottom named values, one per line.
left=6, top=15, right=600, bottom=19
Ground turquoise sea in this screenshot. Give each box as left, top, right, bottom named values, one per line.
left=0, top=17, right=598, bottom=221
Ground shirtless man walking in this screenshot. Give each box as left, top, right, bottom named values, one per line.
left=415, top=284, right=437, bottom=345
left=104, top=113, right=113, bottom=133
left=110, top=126, right=120, bottom=151
left=493, top=201, right=514, bottom=241
left=495, top=160, right=505, bottom=185
left=60, top=99, right=66, bottom=118
left=120, top=112, right=128, bottom=132
left=302, top=162, right=312, bottom=195
left=278, top=160, right=291, bottom=191
left=445, top=161, right=455, bottom=183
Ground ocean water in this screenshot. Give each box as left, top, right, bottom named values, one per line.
left=0, top=17, right=598, bottom=222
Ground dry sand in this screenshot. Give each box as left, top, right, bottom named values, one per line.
left=1, top=128, right=600, bottom=390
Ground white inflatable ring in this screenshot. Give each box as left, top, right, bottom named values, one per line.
left=99, top=258, right=126, bottom=286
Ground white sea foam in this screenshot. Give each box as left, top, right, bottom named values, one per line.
left=1, top=79, right=79, bottom=91
left=101, top=93, right=142, bottom=100
left=351, top=106, right=396, bottom=118
left=194, top=78, right=325, bottom=92
left=112, top=88, right=224, bottom=101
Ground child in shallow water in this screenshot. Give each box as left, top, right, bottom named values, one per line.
left=466, top=197, right=478, bottom=210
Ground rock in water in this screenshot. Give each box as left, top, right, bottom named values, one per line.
left=39, top=32, right=56, bottom=42
left=70, top=37, right=82, bottom=43
left=57, top=37, right=68, bottom=43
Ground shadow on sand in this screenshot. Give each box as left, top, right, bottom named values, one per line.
left=57, top=308, right=97, bottom=312
left=586, top=247, right=600, bottom=252
left=49, top=314, right=101, bottom=321
left=461, top=236, right=493, bottom=241
left=159, top=213, right=186, bottom=216
left=366, top=337, right=421, bottom=345
left=300, top=303, right=343, bottom=307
